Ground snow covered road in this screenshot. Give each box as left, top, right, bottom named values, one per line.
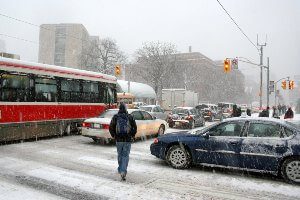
left=0, top=126, right=299, bottom=200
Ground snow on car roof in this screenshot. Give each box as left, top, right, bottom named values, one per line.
left=223, top=117, right=299, bottom=128
left=140, top=105, right=157, bottom=108
left=174, top=107, right=194, bottom=109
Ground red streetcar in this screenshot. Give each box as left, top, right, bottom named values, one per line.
left=0, top=57, right=117, bottom=142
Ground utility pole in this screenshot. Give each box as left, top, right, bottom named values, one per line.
left=257, top=35, right=267, bottom=109
left=267, top=57, right=270, bottom=107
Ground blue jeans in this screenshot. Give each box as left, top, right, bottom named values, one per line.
left=116, top=142, right=131, bottom=174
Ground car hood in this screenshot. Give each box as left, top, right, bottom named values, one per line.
left=84, top=117, right=112, bottom=124
left=159, top=131, right=191, bottom=139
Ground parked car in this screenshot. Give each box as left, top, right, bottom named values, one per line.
left=195, top=103, right=223, bottom=121
left=82, top=109, right=167, bottom=143
left=150, top=117, right=300, bottom=184
left=167, top=107, right=205, bottom=129
left=140, top=105, right=168, bottom=121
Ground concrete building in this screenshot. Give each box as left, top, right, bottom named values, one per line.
left=38, top=23, right=96, bottom=69
left=126, top=50, right=247, bottom=104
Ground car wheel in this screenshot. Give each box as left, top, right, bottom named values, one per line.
left=92, top=138, right=100, bottom=143
left=281, top=157, right=300, bottom=184
left=166, top=145, right=191, bottom=169
left=157, top=125, right=165, bottom=136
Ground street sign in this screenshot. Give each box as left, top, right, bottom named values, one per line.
left=269, top=81, right=274, bottom=93
left=231, top=58, right=238, bottom=69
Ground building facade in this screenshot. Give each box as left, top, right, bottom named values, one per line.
left=38, top=23, right=96, bottom=69
left=126, top=51, right=247, bottom=105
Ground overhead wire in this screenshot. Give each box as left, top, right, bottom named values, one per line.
left=0, top=33, right=38, bottom=45
left=0, top=12, right=91, bottom=44
left=216, top=0, right=259, bottom=51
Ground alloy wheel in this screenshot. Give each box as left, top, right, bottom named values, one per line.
left=169, top=148, right=187, bottom=168
left=285, top=160, right=300, bottom=183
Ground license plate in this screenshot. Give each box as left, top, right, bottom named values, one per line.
left=94, top=124, right=101, bottom=128
left=175, top=122, right=180, bottom=125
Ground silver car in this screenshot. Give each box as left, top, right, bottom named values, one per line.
left=140, top=105, right=168, bottom=121
left=82, top=109, right=168, bottom=143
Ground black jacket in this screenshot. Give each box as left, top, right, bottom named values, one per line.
left=109, top=105, right=137, bottom=142
left=259, top=109, right=269, bottom=117
left=284, top=109, right=294, bottom=119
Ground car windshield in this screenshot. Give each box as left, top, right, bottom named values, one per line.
left=197, top=104, right=208, bottom=110
left=173, top=108, right=189, bottom=115
left=218, top=103, right=230, bottom=109
left=190, top=122, right=221, bottom=135
left=140, top=106, right=152, bottom=112
left=98, top=110, right=118, bottom=118
left=285, top=120, right=300, bottom=129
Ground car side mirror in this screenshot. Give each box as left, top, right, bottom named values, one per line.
left=153, top=116, right=157, bottom=120
left=203, top=132, right=210, bottom=139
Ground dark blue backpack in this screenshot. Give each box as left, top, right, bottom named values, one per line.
left=116, top=114, right=131, bottom=137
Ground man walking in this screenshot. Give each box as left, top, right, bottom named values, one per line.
left=109, top=103, right=137, bottom=181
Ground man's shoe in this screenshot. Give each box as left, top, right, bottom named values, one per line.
left=120, top=172, right=126, bottom=181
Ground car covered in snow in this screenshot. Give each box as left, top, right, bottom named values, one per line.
left=150, top=117, right=300, bottom=184
left=82, top=109, right=168, bottom=143
left=167, top=107, right=205, bottom=129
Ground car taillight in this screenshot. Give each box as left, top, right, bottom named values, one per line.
left=208, top=111, right=211, bottom=115
left=82, top=122, right=91, bottom=128
left=102, top=124, right=110, bottom=129
left=153, top=138, right=159, bottom=144
left=185, top=115, right=193, bottom=120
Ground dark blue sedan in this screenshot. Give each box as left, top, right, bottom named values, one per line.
left=150, top=117, right=300, bottom=184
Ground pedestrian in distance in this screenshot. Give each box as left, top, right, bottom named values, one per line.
left=284, top=107, right=294, bottom=119
left=259, top=106, right=270, bottom=117
left=231, top=104, right=240, bottom=117
left=272, top=106, right=280, bottom=119
left=246, top=108, right=251, bottom=116
left=109, top=102, right=137, bottom=181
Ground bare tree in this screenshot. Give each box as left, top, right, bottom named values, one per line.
left=80, top=38, right=127, bottom=75
left=135, top=41, right=177, bottom=102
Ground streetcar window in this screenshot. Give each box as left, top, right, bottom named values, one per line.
left=82, top=81, right=99, bottom=103
left=61, top=79, right=80, bottom=102
left=35, top=78, right=57, bottom=102
left=0, top=73, right=30, bottom=102
left=106, top=83, right=116, bottom=104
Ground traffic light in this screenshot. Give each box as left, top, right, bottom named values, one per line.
left=115, top=65, right=121, bottom=76
left=223, top=59, right=231, bottom=73
left=281, top=80, right=287, bottom=90
left=289, top=80, right=295, bottom=90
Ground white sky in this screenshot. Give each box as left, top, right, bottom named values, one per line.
left=0, top=0, right=299, bottom=81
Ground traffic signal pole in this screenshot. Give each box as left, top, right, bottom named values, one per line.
left=257, top=36, right=267, bottom=109
left=237, top=57, right=269, bottom=107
